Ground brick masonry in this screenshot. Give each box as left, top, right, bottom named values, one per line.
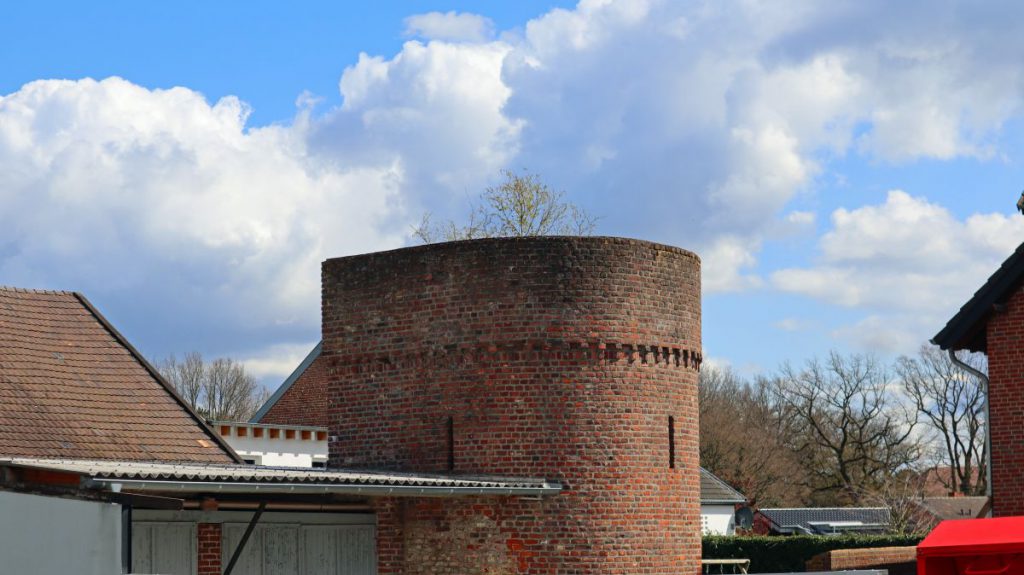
left=322, top=237, right=702, bottom=574
left=260, top=353, right=330, bottom=427
left=197, top=523, right=222, bottom=575
left=806, top=546, right=916, bottom=575
left=986, top=284, right=1024, bottom=517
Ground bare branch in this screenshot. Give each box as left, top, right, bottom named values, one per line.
left=414, top=169, right=598, bottom=242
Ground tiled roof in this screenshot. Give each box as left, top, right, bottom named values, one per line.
left=759, top=507, right=890, bottom=534
left=252, top=342, right=326, bottom=426
left=919, top=496, right=989, bottom=521
left=933, top=241, right=1024, bottom=353
left=0, top=287, right=237, bottom=463
left=0, top=457, right=562, bottom=496
left=700, top=468, right=746, bottom=504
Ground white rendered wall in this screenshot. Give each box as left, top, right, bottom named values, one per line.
left=0, top=490, right=121, bottom=574
left=224, top=434, right=327, bottom=467
left=701, top=504, right=737, bottom=535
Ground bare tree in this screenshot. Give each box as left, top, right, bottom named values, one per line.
left=159, top=353, right=269, bottom=421
left=699, top=365, right=806, bottom=506
left=897, top=345, right=987, bottom=496
left=856, top=472, right=931, bottom=535
left=160, top=351, right=205, bottom=409
left=413, top=169, right=597, bottom=242
left=777, top=352, right=920, bottom=505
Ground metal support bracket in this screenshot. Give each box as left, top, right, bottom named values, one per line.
left=223, top=501, right=266, bottom=575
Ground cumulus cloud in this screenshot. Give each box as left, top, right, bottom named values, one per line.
left=240, top=341, right=319, bottom=382
left=0, top=77, right=405, bottom=354
left=492, top=0, right=1024, bottom=289
left=773, top=191, right=1024, bottom=352
left=403, top=11, right=494, bottom=42
left=6, top=0, right=1024, bottom=368
left=314, top=39, right=520, bottom=212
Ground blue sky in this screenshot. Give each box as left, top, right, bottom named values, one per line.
left=2, top=0, right=1023, bottom=386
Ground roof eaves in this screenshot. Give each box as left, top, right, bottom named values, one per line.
left=0, top=458, right=563, bottom=497
left=72, top=292, right=244, bottom=464
left=933, top=241, right=1024, bottom=353
left=250, top=341, right=322, bottom=423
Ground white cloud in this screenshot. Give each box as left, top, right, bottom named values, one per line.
left=0, top=77, right=405, bottom=352
left=404, top=11, right=495, bottom=43
left=321, top=39, right=520, bottom=205
left=303, top=0, right=1024, bottom=297
left=831, top=314, right=934, bottom=355
left=240, top=341, right=319, bottom=381
left=776, top=318, right=812, bottom=332
left=773, top=191, right=1024, bottom=352
left=701, top=235, right=764, bottom=293
left=7, top=0, right=1024, bottom=364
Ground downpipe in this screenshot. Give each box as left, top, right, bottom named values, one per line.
left=949, top=349, right=992, bottom=500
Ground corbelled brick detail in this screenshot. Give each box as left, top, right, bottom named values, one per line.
left=987, top=284, right=1024, bottom=517
left=260, top=353, right=330, bottom=427
left=197, top=523, right=222, bottom=575
left=323, top=237, right=702, bottom=574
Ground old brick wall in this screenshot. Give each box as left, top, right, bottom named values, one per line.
left=986, top=284, right=1024, bottom=517
left=806, top=546, right=916, bottom=575
left=259, top=353, right=329, bottom=427
left=197, top=523, right=222, bottom=575
left=323, top=237, right=702, bottom=574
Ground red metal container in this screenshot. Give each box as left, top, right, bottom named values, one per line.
left=918, top=516, right=1024, bottom=575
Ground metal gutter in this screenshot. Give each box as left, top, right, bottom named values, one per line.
left=85, top=478, right=563, bottom=498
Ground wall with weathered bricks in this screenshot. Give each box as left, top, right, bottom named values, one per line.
left=322, top=237, right=703, bottom=574
left=986, top=284, right=1024, bottom=517
left=197, top=523, right=222, bottom=575
left=806, top=546, right=916, bottom=575
left=260, top=354, right=330, bottom=427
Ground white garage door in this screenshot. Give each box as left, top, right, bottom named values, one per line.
left=132, top=522, right=197, bottom=575
left=222, top=523, right=376, bottom=575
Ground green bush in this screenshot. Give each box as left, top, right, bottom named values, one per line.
left=702, top=534, right=924, bottom=573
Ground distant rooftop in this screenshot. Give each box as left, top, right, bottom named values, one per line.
left=759, top=507, right=891, bottom=535
left=700, top=468, right=746, bottom=505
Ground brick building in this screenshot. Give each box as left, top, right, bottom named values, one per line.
left=259, top=236, right=704, bottom=573
left=0, top=286, right=558, bottom=574
left=933, top=241, right=1024, bottom=517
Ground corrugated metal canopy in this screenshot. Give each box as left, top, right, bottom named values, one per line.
left=0, top=457, right=562, bottom=497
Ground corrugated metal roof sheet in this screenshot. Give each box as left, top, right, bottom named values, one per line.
left=0, top=457, right=561, bottom=494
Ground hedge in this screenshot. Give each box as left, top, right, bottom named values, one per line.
left=702, top=534, right=925, bottom=573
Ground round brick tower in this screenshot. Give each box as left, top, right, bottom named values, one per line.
left=322, top=237, right=701, bottom=574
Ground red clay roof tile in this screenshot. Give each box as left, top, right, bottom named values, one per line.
left=0, top=287, right=237, bottom=463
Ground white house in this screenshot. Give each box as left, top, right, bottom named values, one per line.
left=211, top=420, right=328, bottom=468
left=700, top=468, right=746, bottom=535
